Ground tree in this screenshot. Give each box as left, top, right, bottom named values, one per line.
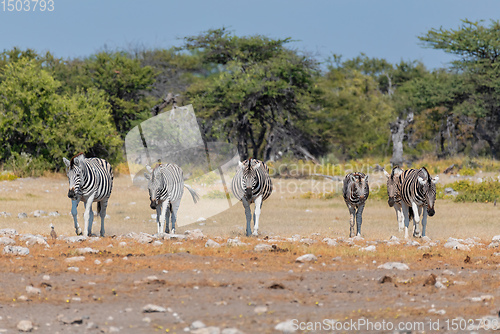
left=0, top=58, right=122, bottom=169
left=183, top=28, right=320, bottom=161
left=419, top=19, right=500, bottom=157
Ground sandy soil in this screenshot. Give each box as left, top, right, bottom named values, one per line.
left=0, top=174, right=499, bottom=333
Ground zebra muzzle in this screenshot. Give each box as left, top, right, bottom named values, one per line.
left=388, top=197, right=395, bottom=207
left=245, top=188, right=253, bottom=200
left=68, top=189, right=76, bottom=200
left=428, top=207, right=435, bottom=216
left=150, top=200, right=157, bottom=210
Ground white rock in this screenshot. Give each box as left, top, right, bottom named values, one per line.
left=205, top=239, right=220, bottom=248
left=119, top=242, right=127, bottom=247
left=94, top=259, right=102, bottom=265
left=18, top=213, right=27, bottom=219
left=191, top=321, right=206, bottom=329
left=227, top=238, right=247, bottom=246
left=254, top=306, right=268, bottom=313
left=254, top=244, right=272, bottom=252
left=275, top=319, right=297, bottom=333
left=0, top=237, right=15, bottom=245
left=3, top=245, right=29, bottom=256
left=142, top=304, right=167, bottom=313
left=26, top=285, right=41, bottom=294
left=76, top=247, right=99, bottom=254
left=0, top=228, right=17, bottom=236
left=48, top=211, right=60, bottom=217
left=378, top=262, right=410, bottom=270
left=67, top=267, right=80, bottom=272
left=221, top=329, right=245, bottom=334
left=17, top=320, right=33, bottom=332
left=136, top=234, right=153, bottom=244
left=435, top=281, right=446, bottom=289
left=65, top=256, right=85, bottom=263
left=152, top=241, right=163, bottom=246
left=191, top=327, right=221, bottom=334
left=65, top=236, right=87, bottom=243
left=492, top=235, right=500, bottom=242
left=296, top=254, right=317, bottom=263
left=361, top=245, right=376, bottom=252
left=185, top=229, right=205, bottom=240
left=196, top=217, right=207, bottom=222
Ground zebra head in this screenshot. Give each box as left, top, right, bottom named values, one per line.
left=63, top=154, right=85, bottom=201
left=417, top=167, right=439, bottom=216
left=350, top=172, right=369, bottom=201
left=144, top=165, right=160, bottom=209
left=239, top=159, right=261, bottom=201
left=384, top=166, right=403, bottom=207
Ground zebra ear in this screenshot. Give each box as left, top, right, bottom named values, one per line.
left=238, top=161, right=244, bottom=169
left=349, top=174, right=356, bottom=183
left=63, top=158, right=71, bottom=168
left=417, top=176, right=426, bottom=186
left=146, top=165, right=153, bottom=173
left=432, top=176, right=439, bottom=184
left=254, top=162, right=261, bottom=169
left=144, top=172, right=151, bottom=180
left=383, top=170, right=390, bottom=179
left=364, top=174, right=369, bottom=182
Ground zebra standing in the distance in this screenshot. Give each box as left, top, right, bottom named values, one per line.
left=231, top=159, right=273, bottom=237
left=342, top=172, right=369, bottom=238
left=384, top=166, right=406, bottom=232
left=399, top=167, right=438, bottom=239
left=144, top=163, right=199, bottom=234
left=63, top=153, right=113, bottom=237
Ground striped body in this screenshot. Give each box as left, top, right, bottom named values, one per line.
left=343, top=172, right=369, bottom=237
left=63, top=154, right=113, bottom=237
left=384, top=166, right=406, bottom=232
left=398, top=167, right=438, bottom=238
left=144, top=163, right=199, bottom=234
left=231, top=159, right=273, bottom=236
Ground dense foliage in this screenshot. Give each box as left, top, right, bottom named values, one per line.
left=1, top=20, right=500, bottom=175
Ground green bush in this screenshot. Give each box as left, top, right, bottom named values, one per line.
left=6, top=152, right=51, bottom=177
left=444, top=179, right=500, bottom=203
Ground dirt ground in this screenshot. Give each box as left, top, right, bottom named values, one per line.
left=0, top=174, right=499, bottom=333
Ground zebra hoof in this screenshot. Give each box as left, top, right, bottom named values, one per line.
left=75, top=228, right=82, bottom=236
left=252, top=231, right=258, bottom=237
left=171, top=229, right=175, bottom=234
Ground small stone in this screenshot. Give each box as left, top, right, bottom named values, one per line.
left=378, top=262, right=410, bottom=270
left=191, top=320, right=206, bottom=329
left=275, top=319, right=296, bottom=333
left=65, top=256, right=85, bottom=263
left=361, top=245, right=376, bottom=252
left=254, top=244, right=272, bottom=252
left=0, top=237, right=15, bottom=245
left=18, top=213, right=28, bottom=219
left=254, top=306, right=268, bottom=313
left=435, top=281, right=446, bottom=289
left=3, top=245, right=29, bottom=256
left=221, top=329, right=245, bottom=334
left=205, top=239, right=220, bottom=248
left=185, top=229, right=204, bottom=240
left=17, top=320, right=33, bottom=332
left=76, top=247, right=99, bottom=254
left=26, top=285, right=41, bottom=295
left=152, top=240, right=163, bottom=246
left=295, top=254, right=317, bottom=263
left=142, top=304, right=166, bottom=313
left=67, top=267, right=79, bottom=272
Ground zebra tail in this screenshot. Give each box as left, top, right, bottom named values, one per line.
left=184, top=184, right=200, bottom=204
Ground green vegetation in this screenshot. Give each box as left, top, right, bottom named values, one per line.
left=1, top=20, right=500, bottom=179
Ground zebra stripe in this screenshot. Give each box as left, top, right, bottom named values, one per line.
left=384, top=166, right=406, bottom=232
left=342, top=172, right=369, bottom=237
left=231, top=159, right=273, bottom=236
left=399, top=167, right=438, bottom=238
left=144, top=163, right=199, bottom=234
left=63, top=153, right=113, bottom=237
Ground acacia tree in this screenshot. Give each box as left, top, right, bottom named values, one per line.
left=183, top=28, right=320, bottom=161
left=419, top=19, right=500, bottom=157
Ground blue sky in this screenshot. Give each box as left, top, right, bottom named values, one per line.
left=1, top=0, right=499, bottom=69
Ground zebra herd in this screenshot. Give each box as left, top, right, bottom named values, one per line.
left=63, top=153, right=437, bottom=239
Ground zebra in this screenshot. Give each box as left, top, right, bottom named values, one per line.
left=63, top=153, right=113, bottom=237
left=384, top=166, right=405, bottom=231
left=231, top=159, right=273, bottom=237
left=144, top=163, right=199, bottom=234
left=343, top=172, right=369, bottom=237
left=399, top=167, right=438, bottom=238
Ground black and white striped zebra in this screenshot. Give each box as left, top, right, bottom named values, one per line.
left=144, top=163, right=199, bottom=234
left=231, top=159, right=273, bottom=236
left=399, top=167, right=438, bottom=238
left=63, top=153, right=113, bottom=237
left=343, top=172, right=369, bottom=237
left=384, top=166, right=405, bottom=231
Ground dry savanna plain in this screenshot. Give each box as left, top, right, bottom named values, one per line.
left=0, top=171, right=499, bottom=333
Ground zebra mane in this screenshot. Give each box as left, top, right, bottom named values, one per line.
left=70, top=153, right=85, bottom=168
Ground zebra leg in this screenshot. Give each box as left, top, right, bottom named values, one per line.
left=242, top=198, right=252, bottom=237
left=348, top=204, right=356, bottom=238
left=156, top=206, right=162, bottom=235
left=83, top=194, right=95, bottom=237
left=159, top=200, right=170, bottom=234
left=355, top=203, right=365, bottom=237
left=395, top=203, right=404, bottom=232
left=165, top=205, right=171, bottom=234
left=170, top=200, right=181, bottom=234
left=401, top=202, right=410, bottom=239
left=412, top=202, right=421, bottom=238
left=252, top=195, right=263, bottom=236
left=421, top=208, right=428, bottom=237
left=98, top=199, right=108, bottom=237
left=71, top=200, right=82, bottom=236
